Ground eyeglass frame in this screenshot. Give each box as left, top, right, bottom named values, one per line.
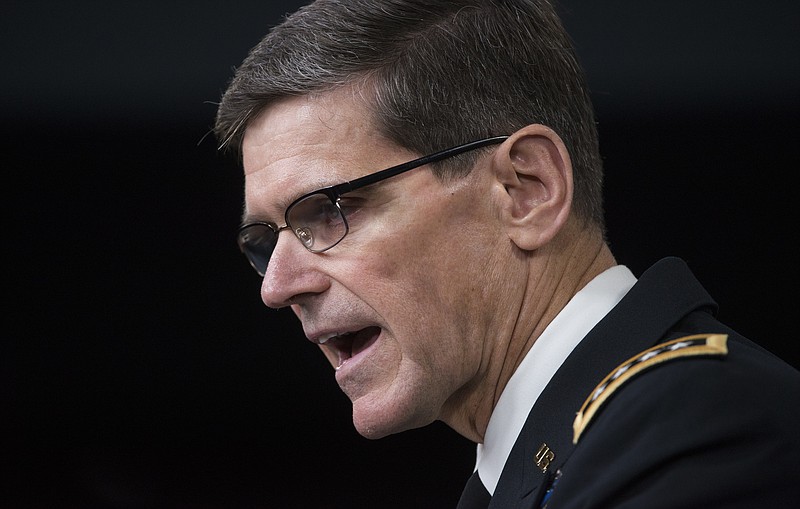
left=237, top=135, right=510, bottom=276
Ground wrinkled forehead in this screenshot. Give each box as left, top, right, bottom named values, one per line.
left=242, top=92, right=375, bottom=175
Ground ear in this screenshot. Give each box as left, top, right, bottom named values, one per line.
left=491, top=124, right=573, bottom=251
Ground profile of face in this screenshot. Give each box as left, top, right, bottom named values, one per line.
left=240, top=90, right=521, bottom=439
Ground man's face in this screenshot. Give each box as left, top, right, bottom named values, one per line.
left=241, top=91, right=513, bottom=439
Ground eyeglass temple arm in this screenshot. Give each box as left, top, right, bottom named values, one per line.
left=332, top=135, right=509, bottom=195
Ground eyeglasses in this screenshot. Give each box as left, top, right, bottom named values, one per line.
left=237, top=135, right=509, bottom=276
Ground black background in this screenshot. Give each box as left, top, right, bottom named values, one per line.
left=4, top=1, right=799, bottom=508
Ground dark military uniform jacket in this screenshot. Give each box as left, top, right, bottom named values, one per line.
left=459, top=257, right=800, bottom=508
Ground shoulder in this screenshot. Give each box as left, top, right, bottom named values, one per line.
left=549, top=333, right=800, bottom=508
left=572, top=333, right=729, bottom=444
left=575, top=332, right=800, bottom=444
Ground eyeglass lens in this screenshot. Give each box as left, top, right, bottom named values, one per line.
left=238, top=192, right=349, bottom=276
left=286, top=193, right=347, bottom=252
left=237, top=223, right=275, bottom=276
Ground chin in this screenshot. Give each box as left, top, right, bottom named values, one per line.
left=351, top=397, right=434, bottom=440
left=353, top=422, right=392, bottom=440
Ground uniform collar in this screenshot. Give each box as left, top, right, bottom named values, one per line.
left=474, top=265, right=637, bottom=494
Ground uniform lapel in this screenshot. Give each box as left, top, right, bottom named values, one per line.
left=457, top=470, right=492, bottom=509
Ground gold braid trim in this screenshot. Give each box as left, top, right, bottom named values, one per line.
left=572, top=334, right=728, bottom=444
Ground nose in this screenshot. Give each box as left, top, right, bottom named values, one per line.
left=260, top=230, right=329, bottom=309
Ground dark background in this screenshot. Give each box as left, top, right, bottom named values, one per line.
left=4, top=1, right=799, bottom=508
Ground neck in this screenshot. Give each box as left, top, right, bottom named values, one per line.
left=449, top=222, right=615, bottom=443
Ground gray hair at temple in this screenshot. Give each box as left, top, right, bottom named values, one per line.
left=214, top=0, right=605, bottom=228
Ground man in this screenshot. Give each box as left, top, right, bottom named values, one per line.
left=214, top=0, right=800, bottom=507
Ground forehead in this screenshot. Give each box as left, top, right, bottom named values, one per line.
left=241, top=91, right=403, bottom=217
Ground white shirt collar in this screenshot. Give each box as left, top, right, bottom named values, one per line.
left=474, top=265, right=637, bottom=494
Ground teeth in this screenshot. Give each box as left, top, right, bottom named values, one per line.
left=318, top=332, right=341, bottom=345
left=317, top=331, right=354, bottom=345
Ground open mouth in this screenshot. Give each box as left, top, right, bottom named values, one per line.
left=320, top=326, right=381, bottom=370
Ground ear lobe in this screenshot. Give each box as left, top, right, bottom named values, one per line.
left=493, top=125, right=573, bottom=251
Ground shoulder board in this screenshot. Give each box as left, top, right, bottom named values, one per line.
left=572, top=333, right=728, bottom=444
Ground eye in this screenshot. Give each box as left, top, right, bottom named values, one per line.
left=288, top=193, right=338, bottom=228
left=336, top=196, right=366, bottom=221
left=319, top=199, right=344, bottom=226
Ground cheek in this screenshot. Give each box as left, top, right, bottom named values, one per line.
left=342, top=196, right=499, bottom=327
left=351, top=231, right=486, bottom=368
left=332, top=188, right=502, bottom=365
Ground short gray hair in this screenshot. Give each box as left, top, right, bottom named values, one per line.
left=215, top=0, right=605, bottom=228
